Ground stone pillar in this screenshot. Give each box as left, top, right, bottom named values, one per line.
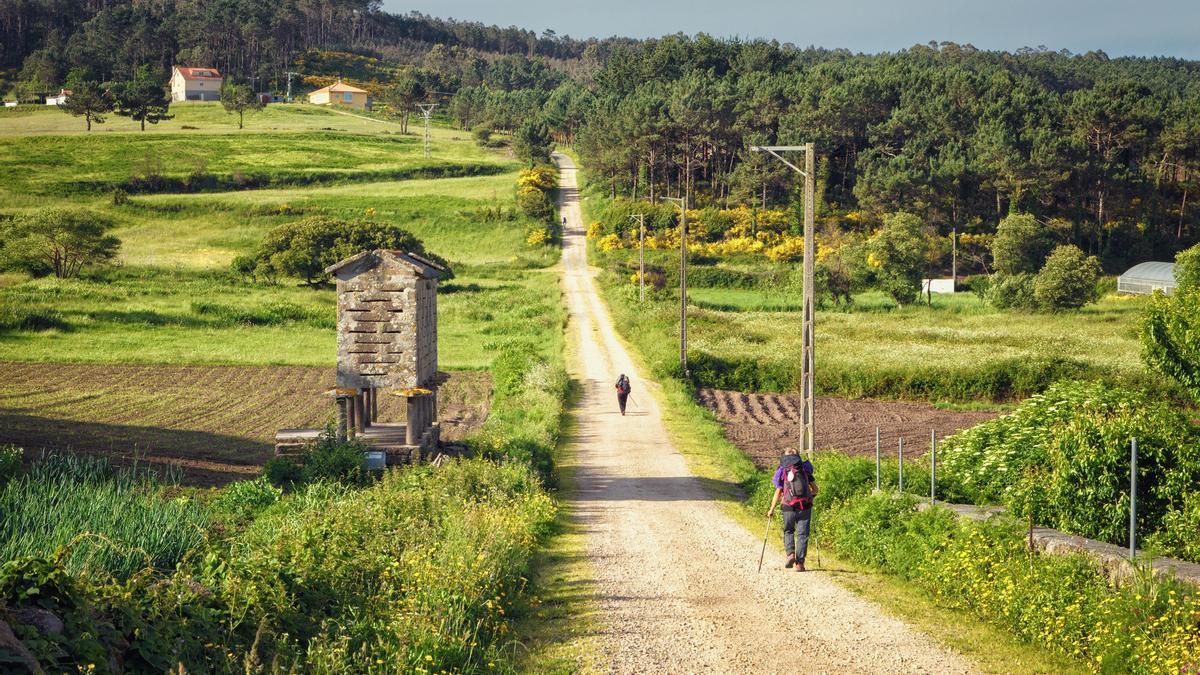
left=353, top=392, right=366, bottom=434
left=406, top=395, right=419, bottom=445
left=336, top=396, right=349, bottom=442
left=347, top=395, right=357, bottom=438
left=370, top=387, right=379, bottom=422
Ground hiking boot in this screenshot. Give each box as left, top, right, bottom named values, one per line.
left=784, top=553, right=795, bottom=568
left=796, top=560, right=806, bottom=572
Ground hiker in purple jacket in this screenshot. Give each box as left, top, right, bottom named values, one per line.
left=766, top=452, right=818, bottom=571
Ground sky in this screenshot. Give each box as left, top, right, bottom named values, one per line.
left=385, top=0, right=1200, bottom=59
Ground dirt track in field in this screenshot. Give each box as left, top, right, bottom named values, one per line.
left=697, top=389, right=999, bottom=469
left=555, top=152, right=976, bottom=673
left=0, top=363, right=490, bottom=484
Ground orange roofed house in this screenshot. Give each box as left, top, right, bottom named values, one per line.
left=308, top=80, right=371, bottom=110
left=171, top=66, right=223, bottom=102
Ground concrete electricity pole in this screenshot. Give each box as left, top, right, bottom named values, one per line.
left=631, top=214, right=646, bottom=302
left=285, top=72, right=300, bottom=103
left=664, top=196, right=688, bottom=374
left=416, top=103, right=437, bottom=158
left=751, top=143, right=816, bottom=459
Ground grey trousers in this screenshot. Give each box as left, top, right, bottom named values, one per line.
left=782, top=508, right=811, bottom=561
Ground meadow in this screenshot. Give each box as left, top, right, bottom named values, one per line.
left=600, top=247, right=1150, bottom=401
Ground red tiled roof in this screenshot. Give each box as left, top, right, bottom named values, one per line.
left=175, top=66, right=222, bottom=80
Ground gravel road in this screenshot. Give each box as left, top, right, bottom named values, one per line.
left=554, top=152, right=978, bottom=674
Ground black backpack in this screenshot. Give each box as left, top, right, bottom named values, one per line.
left=616, top=376, right=630, bottom=394
left=780, top=455, right=813, bottom=509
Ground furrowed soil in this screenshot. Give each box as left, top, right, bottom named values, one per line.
left=0, top=362, right=490, bottom=485
left=697, top=389, right=999, bottom=469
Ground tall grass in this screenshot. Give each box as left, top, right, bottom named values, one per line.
left=0, top=454, right=211, bottom=579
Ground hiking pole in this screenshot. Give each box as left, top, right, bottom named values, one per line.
left=627, top=394, right=639, bottom=410
left=758, top=512, right=773, bottom=573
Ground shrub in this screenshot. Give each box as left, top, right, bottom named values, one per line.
left=0, top=208, right=120, bottom=278
left=216, top=476, right=282, bottom=521
left=516, top=166, right=557, bottom=222
left=937, top=380, right=1200, bottom=551
left=1034, top=245, right=1101, bottom=310
left=866, top=212, right=927, bottom=306
left=1175, top=243, right=1200, bottom=293
left=304, top=432, right=368, bottom=486
left=1141, top=289, right=1200, bottom=404
left=242, top=217, right=451, bottom=285
left=263, top=456, right=305, bottom=488
left=1146, top=491, right=1200, bottom=562
left=992, top=213, right=1054, bottom=275
left=984, top=272, right=1037, bottom=310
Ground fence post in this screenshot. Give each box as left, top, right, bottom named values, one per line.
left=898, top=437, right=904, bottom=492
left=1130, top=437, right=1138, bottom=559
left=930, top=429, right=937, bottom=504
left=875, top=427, right=881, bottom=491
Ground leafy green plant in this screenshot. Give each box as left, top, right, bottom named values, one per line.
left=937, top=380, right=1200, bottom=552
left=1174, top=243, right=1200, bottom=293
left=1034, top=244, right=1101, bottom=310
left=866, top=211, right=927, bottom=306
left=1141, top=289, right=1200, bottom=403
left=985, top=272, right=1037, bottom=310
left=216, top=476, right=282, bottom=521
left=991, top=213, right=1055, bottom=275
left=242, top=217, right=451, bottom=285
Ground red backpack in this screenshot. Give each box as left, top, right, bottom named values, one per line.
left=781, top=458, right=813, bottom=509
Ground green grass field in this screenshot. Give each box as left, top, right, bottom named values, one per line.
left=0, top=103, right=560, bottom=370
left=597, top=236, right=1154, bottom=402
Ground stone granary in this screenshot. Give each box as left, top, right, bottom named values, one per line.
left=275, top=249, right=446, bottom=464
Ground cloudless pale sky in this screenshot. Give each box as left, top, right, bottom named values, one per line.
left=384, top=0, right=1200, bottom=59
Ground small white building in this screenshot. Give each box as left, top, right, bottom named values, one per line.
left=45, top=89, right=71, bottom=105
left=170, top=66, right=223, bottom=102
left=921, top=278, right=957, bottom=294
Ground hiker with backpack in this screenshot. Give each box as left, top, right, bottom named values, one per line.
left=766, top=452, right=818, bottom=571
left=615, top=373, right=631, bottom=415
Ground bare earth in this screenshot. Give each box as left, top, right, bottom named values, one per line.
left=697, top=389, right=999, bottom=469
left=555, top=153, right=976, bottom=673
left=0, top=363, right=490, bottom=485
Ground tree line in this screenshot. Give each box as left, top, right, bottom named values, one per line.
left=562, top=38, right=1200, bottom=269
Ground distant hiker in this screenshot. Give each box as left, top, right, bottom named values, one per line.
left=766, top=452, right=818, bottom=571
left=615, top=373, right=631, bottom=415
left=562, top=215, right=567, bottom=226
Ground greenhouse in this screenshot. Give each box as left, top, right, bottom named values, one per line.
left=1117, top=261, right=1177, bottom=295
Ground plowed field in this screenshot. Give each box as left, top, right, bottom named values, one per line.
left=696, top=388, right=998, bottom=469
left=0, top=363, right=490, bottom=484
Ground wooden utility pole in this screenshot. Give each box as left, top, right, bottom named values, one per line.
left=751, top=143, right=816, bottom=458
left=631, top=214, right=646, bottom=302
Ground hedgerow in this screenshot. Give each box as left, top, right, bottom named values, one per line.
left=936, top=380, right=1200, bottom=559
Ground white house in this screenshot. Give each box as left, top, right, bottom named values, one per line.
left=45, top=89, right=71, bottom=105
left=170, top=66, right=223, bottom=102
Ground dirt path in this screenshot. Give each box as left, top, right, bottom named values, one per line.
left=555, top=153, right=976, bottom=674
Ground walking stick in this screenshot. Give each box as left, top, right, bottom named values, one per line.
left=758, top=512, right=773, bottom=573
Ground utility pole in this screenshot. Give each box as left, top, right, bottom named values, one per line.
left=664, top=196, right=688, bottom=374
left=951, top=226, right=958, bottom=292
left=751, top=143, right=816, bottom=459
left=285, top=71, right=300, bottom=103
left=416, top=103, right=437, bottom=158
left=631, top=214, right=646, bottom=302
